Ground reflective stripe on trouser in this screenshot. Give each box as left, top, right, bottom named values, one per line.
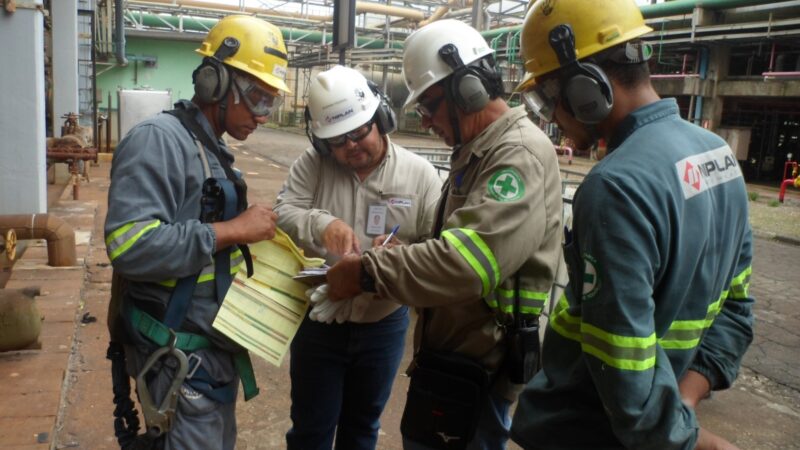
left=106, top=220, right=161, bottom=261
left=441, top=228, right=500, bottom=297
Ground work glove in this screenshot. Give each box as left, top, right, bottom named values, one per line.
left=306, top=284, right=352, bottom=324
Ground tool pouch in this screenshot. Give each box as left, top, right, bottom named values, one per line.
left=506, top=322, right=541, bottom=385
left=400, top=348, right=490, bottom=449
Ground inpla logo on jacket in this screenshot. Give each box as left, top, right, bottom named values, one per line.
left=675, top=145, right=742, bottom=200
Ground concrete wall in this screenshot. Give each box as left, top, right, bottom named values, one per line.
left=52, top=0, right=79, bottom=137
left=0, top=1, right=47, bottom=214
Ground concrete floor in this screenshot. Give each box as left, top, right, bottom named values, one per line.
left=1, top=127, right=799, bottom=449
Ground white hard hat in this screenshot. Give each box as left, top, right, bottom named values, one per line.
left=401, top=19, right=494, bottom=108
left=307, top=65, right=380, bottom=139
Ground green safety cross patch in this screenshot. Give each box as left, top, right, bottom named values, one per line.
left=582, top=253, right=601, bottom=300
left=488, top=168, right=525, bottom=202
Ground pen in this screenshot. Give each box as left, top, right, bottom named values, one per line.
left=381, top=225, right=400, bottom=246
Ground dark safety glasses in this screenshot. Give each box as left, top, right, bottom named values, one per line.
left=520, top=77, right=561, bottom=122
left=414, top=95, right=445, bottom=119
left=232, top=73, right=283, bottom=117
left=325, top=120, right=374, bottom=147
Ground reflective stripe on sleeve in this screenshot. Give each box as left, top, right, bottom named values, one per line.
left=106, top=220, right=161, bottom=261
left=488, top=287, right=548, bottom=315
left=441, top=228, right=500, bottom=297
left=728, top=266, right=752, bottom=300
left=659, top=290, right=727, bottom=350
left=157, top=249, right=245, bottom=288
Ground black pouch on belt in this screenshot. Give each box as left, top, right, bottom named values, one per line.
left=400, top=348, right=490, bottom=450
left=506, top=322, right=541, bottom=385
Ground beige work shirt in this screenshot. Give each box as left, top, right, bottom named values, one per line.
left=362, top=106, right=563, bottom=399
left=275, top=137, right=443, bottom=323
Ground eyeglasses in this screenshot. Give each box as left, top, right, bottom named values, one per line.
left=232, top=73, right=283, bottom=117
left=414, top=95, right=445, bottom=119
left=325, top=120, right=374, bottom=147
left=520, top=77, right=561, bottom=123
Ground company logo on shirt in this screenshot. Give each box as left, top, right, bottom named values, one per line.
left=387, top=197, right=413, bottom=207
left=582, top=253, right=601, bottom=300
left=675, top=145, right=742, bottom=200
left=488, top=168, right=525, bottom=202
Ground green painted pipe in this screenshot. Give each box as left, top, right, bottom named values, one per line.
left=134, top=13, right=402, bottom=49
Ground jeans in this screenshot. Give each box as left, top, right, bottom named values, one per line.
left=402, top=390, right=512, bottom=450
left=286, top=306, right=409, bottom=450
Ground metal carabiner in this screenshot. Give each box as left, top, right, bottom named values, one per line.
left=135, top=330, right=190, bottom=438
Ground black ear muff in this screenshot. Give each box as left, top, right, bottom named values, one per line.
left=193, top=37, right=240, bottom=104
left=366, top=80, right=397, bottom=135
left=562, top=63, right=613, bottom=125
left=438, top=44, right=491, bottom=114
left=305, top=106, right=331, bottom=156
left=549, top=24, right=614, bottom=125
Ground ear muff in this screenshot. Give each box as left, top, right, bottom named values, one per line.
left=304, top=106, right=331, bottom=156
left=548, top=24, right=613, bottom=125
left=562, top=63, right=613, bottom=125
left=366, top=80, right=397, bottom=135
left=193, top=37, right=241, bottom=104
left=438, top=44, right=491, bottom=114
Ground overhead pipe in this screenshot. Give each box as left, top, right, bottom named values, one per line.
left=419, top=0, right=474, bottom=27
left=0, top=215, right=77, bottom=267
left=131, top=0, right=426, bottom=22
left=115, top=0, right=128, bottom=66
left=130, top=13, right=403, bottom=49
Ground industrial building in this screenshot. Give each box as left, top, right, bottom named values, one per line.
left=2, top=0, right=800, bottom=216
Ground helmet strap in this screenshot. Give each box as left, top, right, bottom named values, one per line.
left=443, top=80, right=463, bottom=147
left=217, top=90, right=230, bottom=135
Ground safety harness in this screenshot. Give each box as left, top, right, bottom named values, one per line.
left=108, top=103, right=258, bottom=448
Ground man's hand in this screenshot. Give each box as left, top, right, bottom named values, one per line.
left=322, top=220, right=362, bottom=256
left=326, top=253, right=363, bottom=301
left=679, top=370, right=711, bottom=409
left=212, top=203, right=277, bottom=250
left=371, top=233, right=404, bottom=249
left=695, top=427, right=740, bottom=450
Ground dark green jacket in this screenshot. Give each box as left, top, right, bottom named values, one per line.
left=511, top=99, right=754, bottom=450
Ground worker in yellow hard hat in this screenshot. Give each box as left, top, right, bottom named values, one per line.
left=510, top=1, right=755, bottom=449
left=104, top=15, right=289, bottom=449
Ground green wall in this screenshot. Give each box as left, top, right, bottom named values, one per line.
left=97, top=37, right=202, bottom=111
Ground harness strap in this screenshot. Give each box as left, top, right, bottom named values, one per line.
left=129, top=305, right=259, bottom=402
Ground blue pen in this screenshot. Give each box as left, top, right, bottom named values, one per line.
left=381, top=225, right=400, bottom=246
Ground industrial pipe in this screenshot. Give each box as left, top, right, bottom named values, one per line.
left=419, top=0, right=474, bottom=27
left=115, top=0, right=128, bottom=66
left=778, top=177, right=799, bottom=203
left=779, top=161, right=799, bottom=203
left=0, top=215, right=77, bottom=267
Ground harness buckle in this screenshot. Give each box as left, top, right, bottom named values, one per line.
left=135, top=329, right=190, bottom=438
left=186, top=352, right=203, bottom=380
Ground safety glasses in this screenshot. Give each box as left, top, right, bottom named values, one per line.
left=232, top=73, right=283, bottom=117
left=325, top=120, right=374, bottom=147
left=520, top=77, right=561, bottom=122
left=414, top=95, right=446, bottom=119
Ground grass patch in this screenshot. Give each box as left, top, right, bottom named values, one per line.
left=768, top=199, right=781, bottom=207
left=748, top=191, right=759, bottom=201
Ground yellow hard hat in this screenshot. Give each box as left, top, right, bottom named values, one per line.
left=516, top=0, right=652, bottom=92
left=197, top=15, right=291, bottom=93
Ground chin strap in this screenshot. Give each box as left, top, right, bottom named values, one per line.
left=217, top=90, right=230, bottom=135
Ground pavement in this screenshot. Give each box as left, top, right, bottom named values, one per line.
left=1, top=127, right=799, bottom=449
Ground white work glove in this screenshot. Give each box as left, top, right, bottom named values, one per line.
left=306, top=284, right=352, bottom=324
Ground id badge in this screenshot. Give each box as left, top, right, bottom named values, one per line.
left=366, top=205, right=387, bottom=235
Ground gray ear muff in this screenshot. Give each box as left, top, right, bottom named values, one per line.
left=367, top=80, right=397, bottom=135
left=194, top=62, right=230, bottom=104
left=438, top=44, right=491, bottom=114
left=455, top=71, right=490, bottom=113
left=304, top=106, right=330, bottom=156
left=562, top=63, right=613, bottom=125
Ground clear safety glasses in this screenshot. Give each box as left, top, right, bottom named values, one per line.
left=520, top=77, right=561, bottom=123
left=414, top=95, right=446, bottom=119
left=232, top=73, right=283, bottom=117
left=325, top=120, right=374, bottom=147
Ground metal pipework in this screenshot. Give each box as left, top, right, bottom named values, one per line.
left=0, top=215, right=77, bottom=267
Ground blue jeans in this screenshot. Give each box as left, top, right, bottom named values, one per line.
left=286, top=306, right=409, bottom=450
left=402, top=390, right=512, bottom=450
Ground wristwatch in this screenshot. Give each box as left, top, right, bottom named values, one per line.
left=359, top=262, right=377, bottom=293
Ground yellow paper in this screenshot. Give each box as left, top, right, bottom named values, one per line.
left=212, top=228, right=325, bottom=367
